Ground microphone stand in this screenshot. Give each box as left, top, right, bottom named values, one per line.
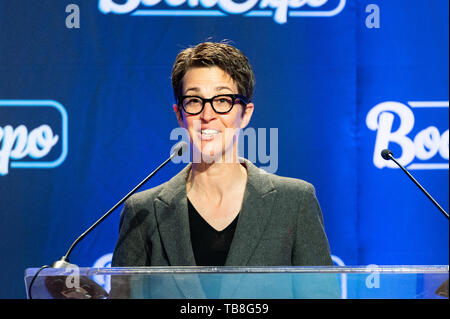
left=54, top=153, right=177, bottom=268
left=381, top=149, right=449, bottom=219
left=381, top=149, right=448, bottom=298
left=28, top=142, right=187, bottom=298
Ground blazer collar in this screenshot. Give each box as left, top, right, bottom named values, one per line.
left=154, top=163, right=194, bottom=266
left=155, top=158, right=277, bottom=267
left=156, top=158, right=275, bottom=204
left=224, top=159, right=277, bottom=265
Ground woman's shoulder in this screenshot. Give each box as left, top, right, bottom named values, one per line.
left=272, top=173, right=314, bottom=191
left=125, top=163, right=191, bottom=208
left=126, top=183, right=166, bottom=206
left=250, top=165, right=316, bottom=196
left=268, top=174, right=317, bottom=203
left=128, top=176, right=182, bottom=208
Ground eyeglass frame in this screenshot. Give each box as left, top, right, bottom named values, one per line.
left=177, top=94, right=250, bottom=115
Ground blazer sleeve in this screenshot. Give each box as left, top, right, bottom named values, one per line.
left=111, top=196, right=150, bottom=267
left=291, top=183, right=333, bottom=266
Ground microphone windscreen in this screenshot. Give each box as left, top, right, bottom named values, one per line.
left=381, top=149, right=393, bottom=160
left=172, top=141, right=188, bottom=157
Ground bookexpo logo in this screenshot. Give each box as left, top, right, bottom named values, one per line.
left=98, top=0, right=346, bottom=24
left=0, top=100, right=68, bottom=176
left=366, top=101, right=449, bottom=170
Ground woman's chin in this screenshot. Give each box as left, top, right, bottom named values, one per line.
left=191, top=144, right=234, bottom=164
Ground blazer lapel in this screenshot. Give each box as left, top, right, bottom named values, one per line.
left=153, top=160, right=277, bottom=298
left=154, top=163, right=196, bottom=266
left=154, top=163, right=206, bottom=298
left=155, top=159, right=277, bottom=267
left=220, top=160, right=277, bottom=298
left=225, top=160, right=277, bottom=266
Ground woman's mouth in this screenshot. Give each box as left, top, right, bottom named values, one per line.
left=199, top=129, right=221, bottom=141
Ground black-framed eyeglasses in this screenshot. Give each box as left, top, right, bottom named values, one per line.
left=177, top=94, right=250, bottom=115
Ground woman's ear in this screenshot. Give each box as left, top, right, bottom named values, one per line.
left=240, top=103, right=254, bottom=129
left=173, top=104, right=184, bottom=128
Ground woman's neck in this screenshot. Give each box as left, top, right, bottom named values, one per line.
left=187, top=161, right=247, bottom=203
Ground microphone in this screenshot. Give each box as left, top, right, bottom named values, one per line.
left=380, top=149, right=449, bottom=219
left=54, top=141, right=188, bottom=267
left=380, top=149, right=393, bottom=161
left=28, top=141, right=188, bottom=298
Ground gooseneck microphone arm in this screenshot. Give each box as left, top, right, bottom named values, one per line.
left=381, top=149, right=449, bottom=220
left=28, top=141, right=188, bottom=299
left=53, top=141, right=189, bottom=267
left=29, top=142, right=188, bottom=299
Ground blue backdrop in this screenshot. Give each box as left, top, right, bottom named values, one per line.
left=0, top=0, right=448, bottom=298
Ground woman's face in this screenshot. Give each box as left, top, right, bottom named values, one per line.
left=174, top=66, right=254, bottom=163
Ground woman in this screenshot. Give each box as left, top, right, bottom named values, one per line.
left=112, top=42, right=333, bottom=270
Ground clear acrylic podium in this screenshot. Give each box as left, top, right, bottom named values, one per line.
left=25, top=265, right=448, bottom=299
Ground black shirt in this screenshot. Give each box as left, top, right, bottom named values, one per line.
left=188, top=198, right=239, bottom=266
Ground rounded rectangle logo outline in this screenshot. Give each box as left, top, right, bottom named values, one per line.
left=365, top=100, right=449, bottom=170
left=0, top=99, right=68, bottom=169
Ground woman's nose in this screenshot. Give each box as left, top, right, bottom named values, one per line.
left=200, top=101, right=216, bottom=121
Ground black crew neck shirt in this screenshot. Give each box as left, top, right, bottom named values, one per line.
left=188, top=198, right=239, bottom=266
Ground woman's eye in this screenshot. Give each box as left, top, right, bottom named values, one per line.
left=216, top=98, right=232, bottom=104
left=186, top=98, right=201, bottom=104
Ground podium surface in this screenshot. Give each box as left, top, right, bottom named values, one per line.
left=25, top=265, right=448, bottom=299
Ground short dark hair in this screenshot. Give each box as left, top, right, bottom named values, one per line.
left=171, top=42, right=255, bottom=103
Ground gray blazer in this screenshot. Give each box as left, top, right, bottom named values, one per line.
left=112, top=158, right=332, bottom=268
